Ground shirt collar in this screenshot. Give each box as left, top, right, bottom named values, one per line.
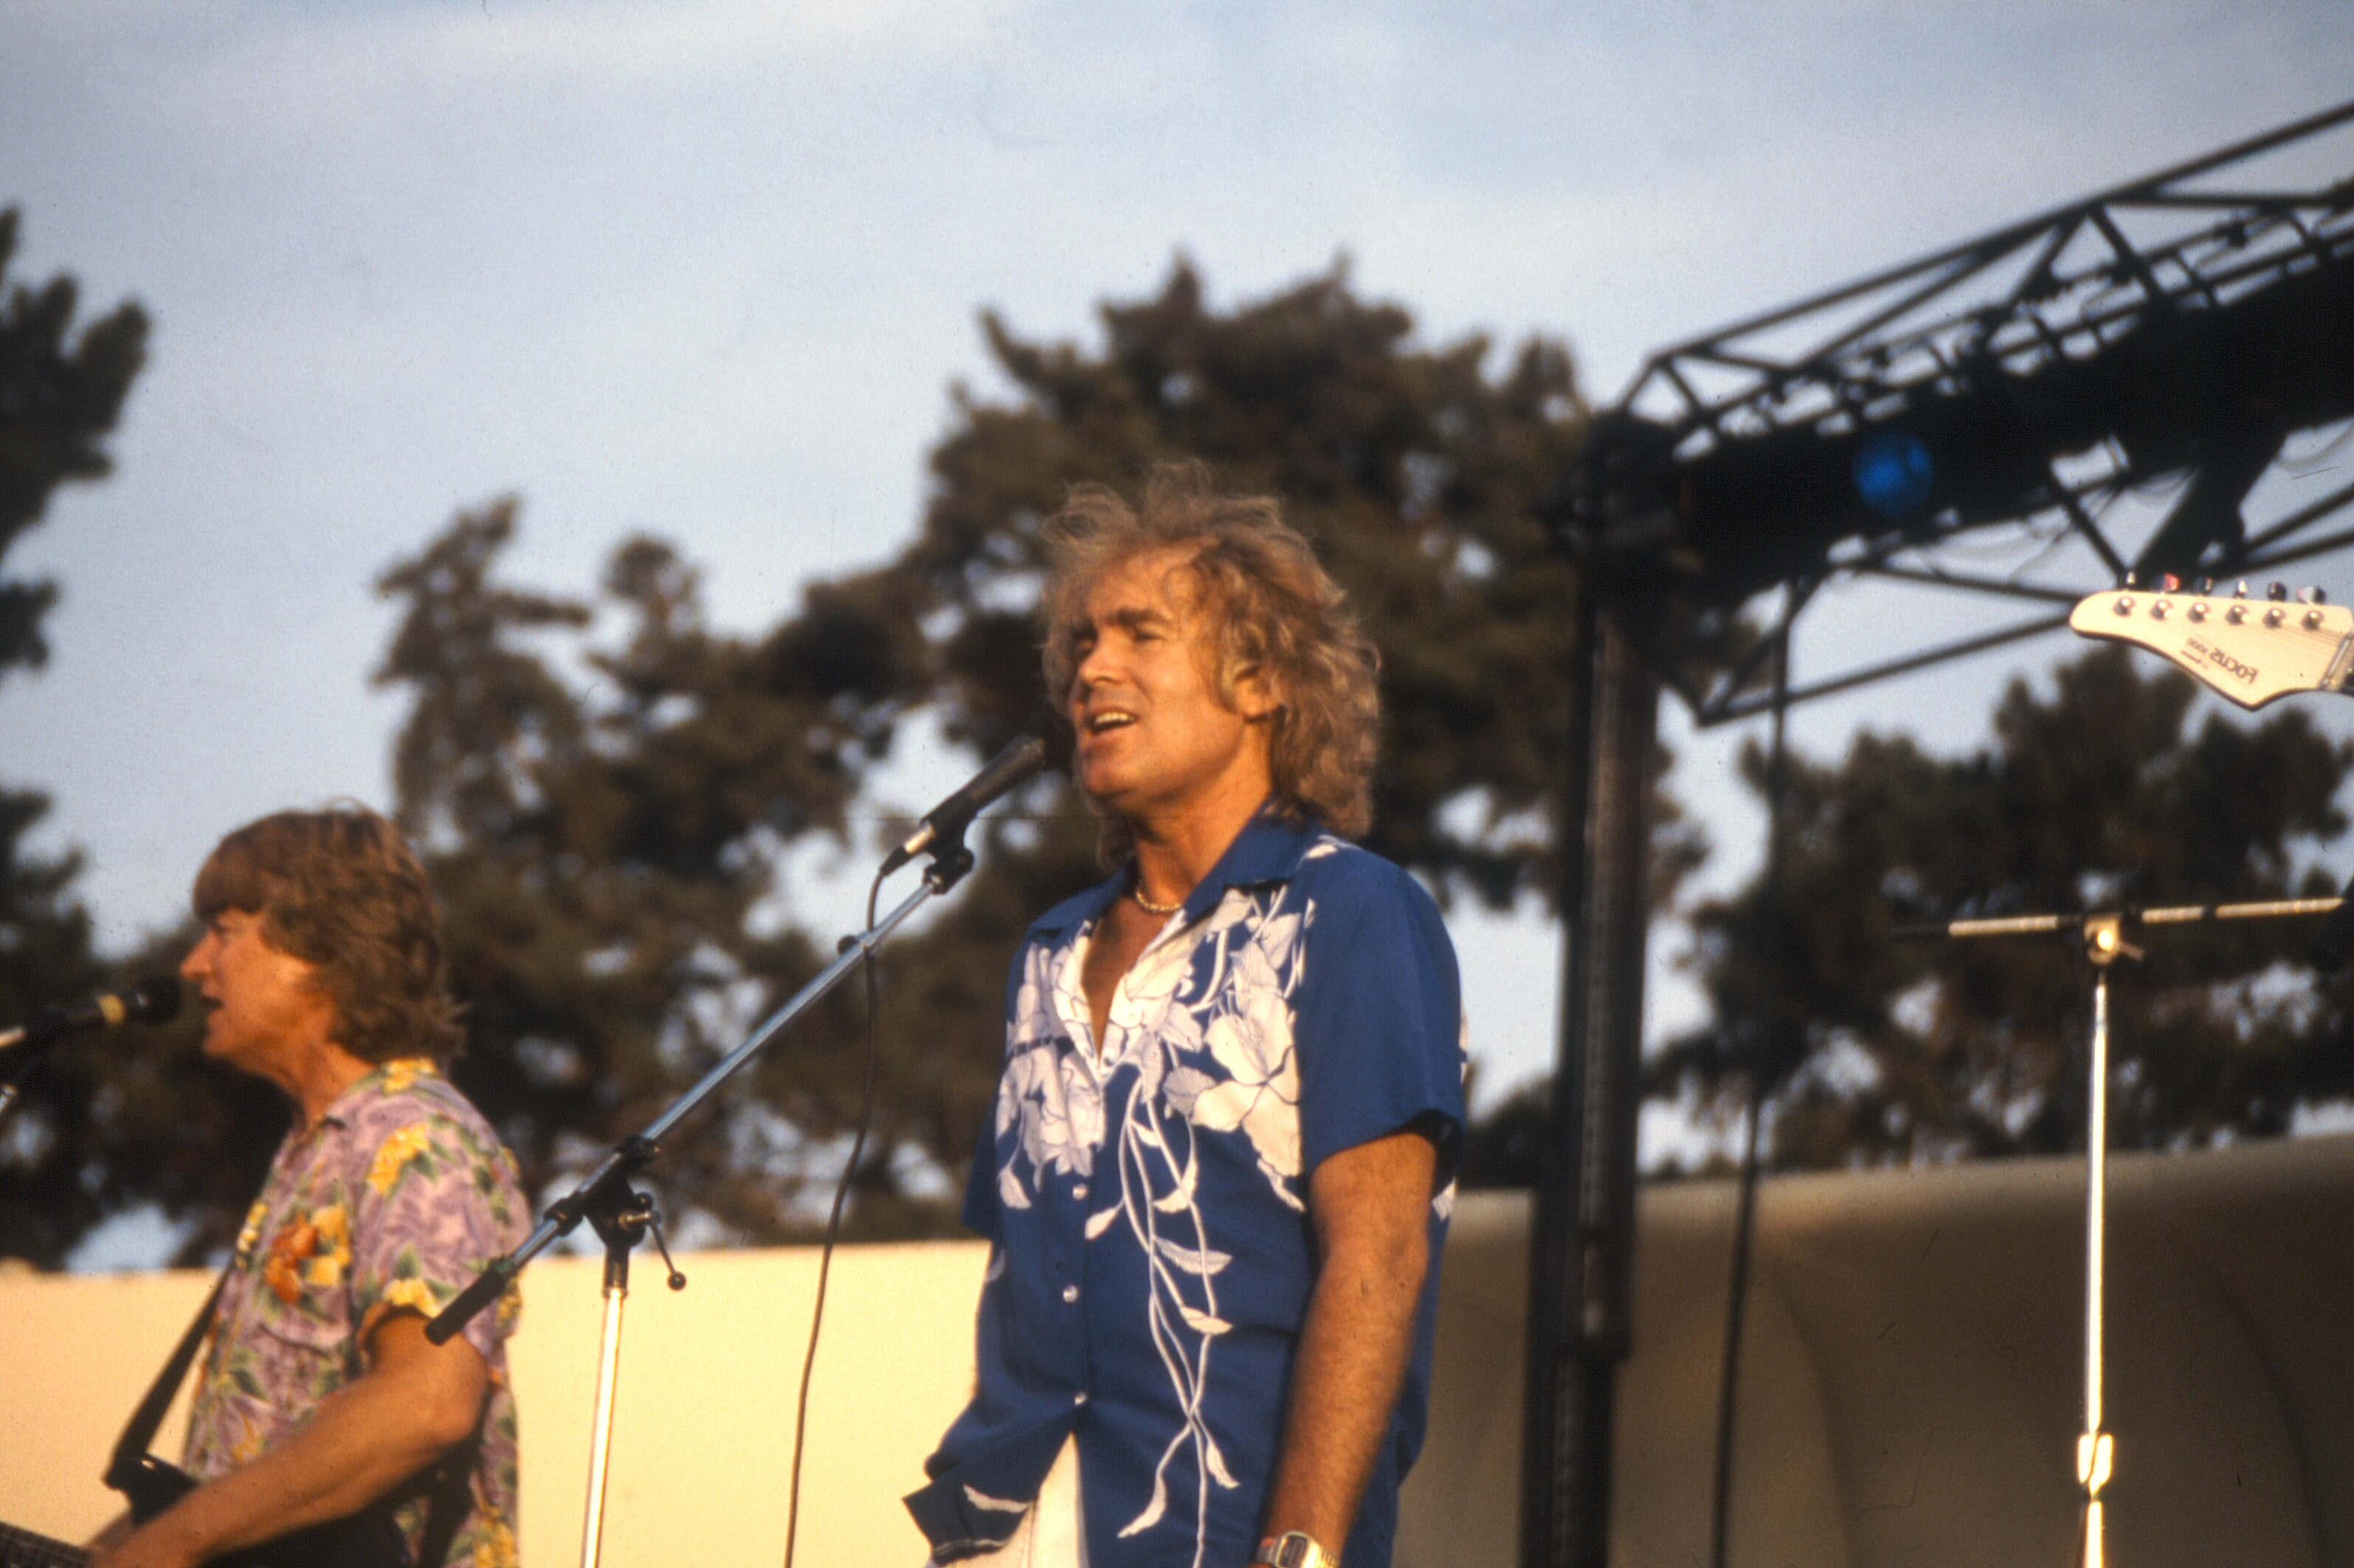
left=309, top=1056, right=440, bottom=1132
left=1027, top=807, right=1327, bottom=941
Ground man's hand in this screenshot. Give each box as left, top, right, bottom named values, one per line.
left=82, top=1512, right=135, bottom=1556
left=1259, top=1121, right=1443, bottom=1553
left=88, top=1312, right=488, bottom=1568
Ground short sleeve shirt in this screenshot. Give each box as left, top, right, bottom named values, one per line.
left=908, top=814, right=1466, bottom=1568
left=183, top=1059, right=529, bottom=1568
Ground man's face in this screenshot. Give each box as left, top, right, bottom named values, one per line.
left=1066, top=547, right=1275, bottom=826
left=180, top=908, right=338, bottom=1087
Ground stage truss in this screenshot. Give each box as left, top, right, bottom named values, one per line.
left=1553, top=98, right=2354, bottom=725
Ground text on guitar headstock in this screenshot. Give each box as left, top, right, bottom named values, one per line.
left=2068, top=579, right=2354, bottom=709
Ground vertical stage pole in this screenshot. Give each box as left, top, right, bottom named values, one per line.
left=2078, top=916, right=2129, bottom=1568
left=1522, top=579, right=1659, bottom=1568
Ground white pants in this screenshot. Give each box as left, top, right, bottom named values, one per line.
left=925, top=1436, right=1087, bottom=1567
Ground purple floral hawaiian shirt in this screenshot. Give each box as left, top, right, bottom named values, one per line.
left=183, top=1058, right=527, bottom=1567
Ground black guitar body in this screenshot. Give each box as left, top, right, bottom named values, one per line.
left=0, top=1455, right=409, bottom=1568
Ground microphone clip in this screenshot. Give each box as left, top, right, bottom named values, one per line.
left=922, top=843, right=978, bottom=896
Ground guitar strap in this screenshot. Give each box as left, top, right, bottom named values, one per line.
left=408, top=1419, right=479, bottom=1568
left=101, top=1268, right=482, bottom=1568
left=104, top=1269, right=226, bottom=1499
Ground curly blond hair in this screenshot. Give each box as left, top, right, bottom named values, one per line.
left=192, top=805, right=465, bottom=1063
left=1040, top=463, right=1380, bottom=865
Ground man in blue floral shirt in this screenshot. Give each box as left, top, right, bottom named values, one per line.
left=909, top=466, right=1466, bottom=1568
left=92, top=808, right=525, bottom=1568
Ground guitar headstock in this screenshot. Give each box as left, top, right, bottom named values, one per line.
left=2068, top=581, right=2354, bottom=709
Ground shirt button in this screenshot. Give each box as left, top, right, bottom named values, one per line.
left=1072, top=1183, right=1087, bottom=1199
left=1061, top=1284, right=1080, bottom=1303
left=1073, top=1391, right=1087, bottom=1405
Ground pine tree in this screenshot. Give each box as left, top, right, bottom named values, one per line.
left=0, top=208, right=169, bottom=1265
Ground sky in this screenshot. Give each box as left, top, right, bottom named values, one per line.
left=5, top=0, right=2354, bottom=1160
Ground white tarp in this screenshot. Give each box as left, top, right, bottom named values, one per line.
left=1404, top=1133, right=2354, bottom=1567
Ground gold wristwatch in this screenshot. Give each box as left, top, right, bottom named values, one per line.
left=1255, top=1531, right=1340, bottom=1568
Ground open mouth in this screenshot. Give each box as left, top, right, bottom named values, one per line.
left=1085, top=710, right=1136, bottom=734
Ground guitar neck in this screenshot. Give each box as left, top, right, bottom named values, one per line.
left=0, top=1517, right=88, bottom=1568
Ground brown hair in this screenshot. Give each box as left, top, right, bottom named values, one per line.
left=1041, top=462, right=1380, bottom=865
left=192, top=805, right=465, bottom=1064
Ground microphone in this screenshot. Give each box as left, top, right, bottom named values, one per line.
left=0, top=976, right=183, bottom=1052
left=881, top=712, right=1070, bottom=875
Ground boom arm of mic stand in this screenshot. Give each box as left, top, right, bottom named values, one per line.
left=427, top=865, right=956, bottom=1345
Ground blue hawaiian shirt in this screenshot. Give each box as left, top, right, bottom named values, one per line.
left=907, top=813, right=1466, bottom=1568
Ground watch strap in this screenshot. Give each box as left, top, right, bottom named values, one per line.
left=1255, top=1530, right=1341, bottom=1568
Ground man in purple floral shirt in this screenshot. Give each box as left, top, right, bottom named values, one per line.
left=92, top=808, right=526, bottom=1568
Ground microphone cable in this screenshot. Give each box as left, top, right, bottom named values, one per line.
left=780, top=865, right=891, bottom=1568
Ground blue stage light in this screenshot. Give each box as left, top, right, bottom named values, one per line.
left=1852, top=428, right=1936, bottom=518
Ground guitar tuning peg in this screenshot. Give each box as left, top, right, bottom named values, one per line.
left=2268, top=582, right=2290, bottom=602
left=2194, top=577, right=2215, bottom=595
left=2234, top=580, right=2250, bottom=599
left=2299, top=586, right=2329, bottom=605
left=2161, top=574, right=2183, bottom=593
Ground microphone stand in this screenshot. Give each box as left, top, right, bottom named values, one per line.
left=576, top=1186, right=687, bottom=1568
left=0, top=1009, right=92, bottom=1121
left=1899, top=891, right=2341, bottom=1568
left=428, top=842, right=980, bottom=1568
left=0, top=1026, right=59, bottom=1121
